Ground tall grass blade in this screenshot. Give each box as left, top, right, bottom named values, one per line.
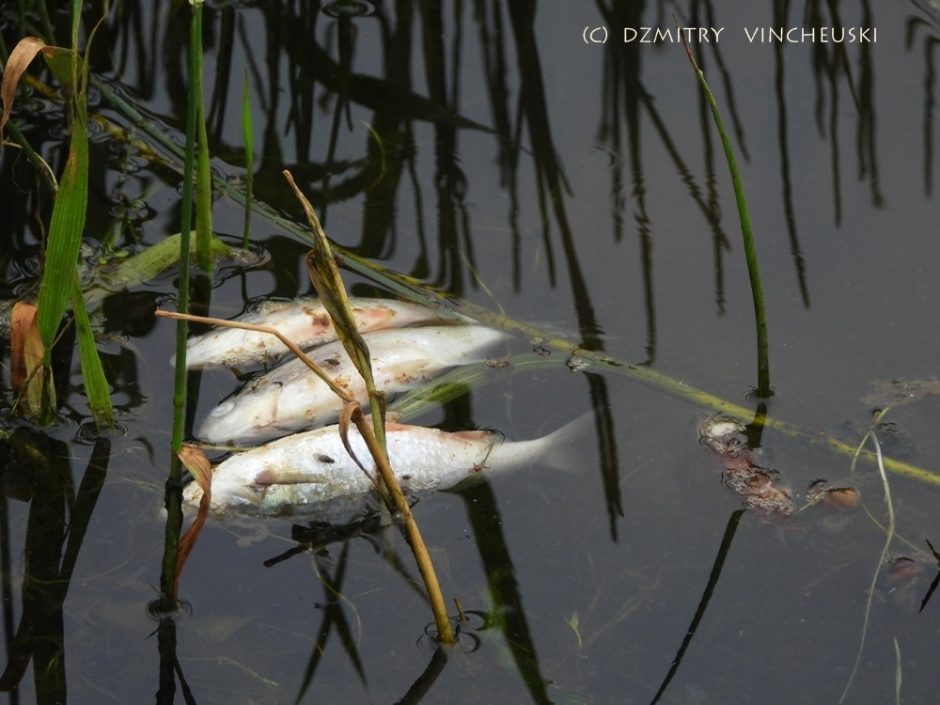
left=679, top=31, right=771, bottom=398
left=35, top=54, right=87, bottom=353
left=70, top=272, right=113, bottom=428
left=191, top=2, right=213, bottom=272
left=26, top=9, right=109, bottom=424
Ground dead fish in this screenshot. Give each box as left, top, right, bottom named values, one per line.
left=197, top=324, right=508, bottom=444
left=184, top=416, right=589, bottom=521
left=183, top=296, right=466, bottom=369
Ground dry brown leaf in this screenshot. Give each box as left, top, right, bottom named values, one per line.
left=10, top=301, right=50, bottom=417
left=175, top=444, right=213, bottom=595
left=1, top=36, right=50, bottom=144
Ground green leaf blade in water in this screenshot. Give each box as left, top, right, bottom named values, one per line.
left=70, top=272, right=113, bottom=429
left=36, top=86, right=88, bottom=352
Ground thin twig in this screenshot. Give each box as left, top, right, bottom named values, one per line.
left=839, top=422, right=895, bottom=704
left=153, top=309, right=352, bottom=401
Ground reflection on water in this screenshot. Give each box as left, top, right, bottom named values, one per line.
left=1, top=0, right=940, bottom=703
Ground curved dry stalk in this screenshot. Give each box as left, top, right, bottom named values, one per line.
left=284, top=171, right=456, bottom=645
left=345, top=405, right=453, bottom=645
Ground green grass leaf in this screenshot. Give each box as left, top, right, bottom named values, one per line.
left=71, top=272, right=113, bottom=429
left=36, top=86, right=87, bottom=352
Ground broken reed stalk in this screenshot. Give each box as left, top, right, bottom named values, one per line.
left=680, top=34, right=771, bottom=398
left=283, top=169, right=456, bottom=646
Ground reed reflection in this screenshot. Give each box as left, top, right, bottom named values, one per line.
left=906, top=2, right=940, bottom=195
left=0, top=433, right=110, bottom=705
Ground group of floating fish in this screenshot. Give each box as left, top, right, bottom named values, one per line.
left=181, top=297, right=580, bottom=523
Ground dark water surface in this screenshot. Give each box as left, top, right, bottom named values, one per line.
left=2, top=1, right=940, bottom=703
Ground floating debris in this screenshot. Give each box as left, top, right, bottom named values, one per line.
left=698, top=415, right=748, bottom=456
left=698, top=414, right=793, bottom=515
left=566, top=354, right=591, bottom=373
left=861, top=377, right=940, bottom=410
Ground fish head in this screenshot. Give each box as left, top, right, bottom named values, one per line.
left=197, top=384, right=282, bottom=444
left=182, top=477, right=267, bottom=517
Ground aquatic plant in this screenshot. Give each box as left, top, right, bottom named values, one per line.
left=680, top=28, right=771, bottom=399
left=1, top=9, right=113, bottom=427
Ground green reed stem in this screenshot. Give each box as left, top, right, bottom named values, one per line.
left=192, top=2, right=213, bottom=272
left=681, top=39, right=771, bottom=398
left=161, top=0, right=204, bottom=610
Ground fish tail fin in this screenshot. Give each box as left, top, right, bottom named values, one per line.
left=483, top=411, right=594, bottom=474
left=534, top=411, right=595, bottom=473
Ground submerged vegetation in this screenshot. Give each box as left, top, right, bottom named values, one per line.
left=0, top=1, right=938, bottom=703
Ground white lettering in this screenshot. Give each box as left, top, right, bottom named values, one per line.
left=651, top=27, right=671, bottom=43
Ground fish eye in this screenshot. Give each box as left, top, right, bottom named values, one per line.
left=211, top=400, right=236, bottom=417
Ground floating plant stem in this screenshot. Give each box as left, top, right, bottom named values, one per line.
left=680, top=32, right=771, bottom=398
